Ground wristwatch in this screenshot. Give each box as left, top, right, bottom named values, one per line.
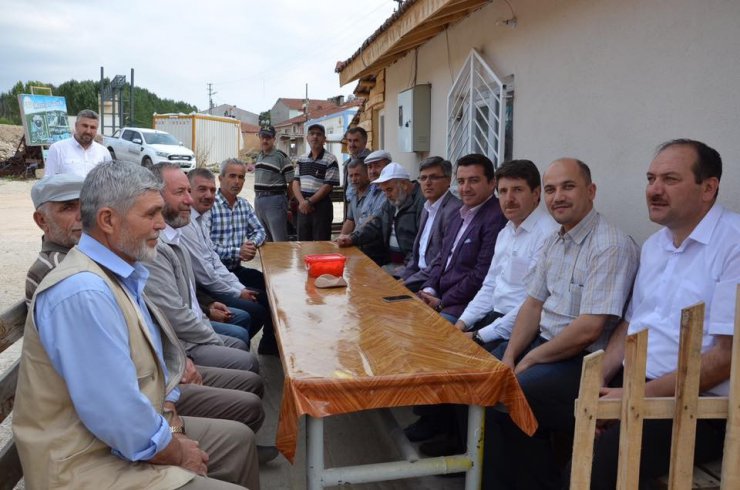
left=435, top=301, right=444, bottom=312
left=472, top=332, right=485, bottom=346
left=170, top=425, right=186, bottom=435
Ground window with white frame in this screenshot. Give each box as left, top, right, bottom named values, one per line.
left=447, top=49, right=512, bottom=168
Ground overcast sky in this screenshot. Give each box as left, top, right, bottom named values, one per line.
left=0, top=0, right=396, bottom=114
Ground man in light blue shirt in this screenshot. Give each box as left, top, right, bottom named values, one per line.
left=14, top=161, right=258, bottom=489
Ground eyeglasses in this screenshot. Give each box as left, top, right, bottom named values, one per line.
left=418, top=174, right=447, bottom=182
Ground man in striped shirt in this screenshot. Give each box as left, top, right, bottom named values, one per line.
left=25, top=174, right=85, bottom=306
left=253, top=125, right=294, bottom=241
left=291, top=124, right=340, bottom=240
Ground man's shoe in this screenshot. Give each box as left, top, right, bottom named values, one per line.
left=257, top=445, right=280, bottom=464
left=403, top=417, right=441, bottom=442
left=419, top=438, right=465, bottom=457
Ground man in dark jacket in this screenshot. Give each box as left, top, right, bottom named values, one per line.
left=337, top=162, right=424, bottom=271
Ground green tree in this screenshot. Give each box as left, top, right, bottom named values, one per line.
left=56, top=80, right=99, bottom=115
left=0, top=79, right=198, bottom=128
left=0, top=80, right=54, bottom=124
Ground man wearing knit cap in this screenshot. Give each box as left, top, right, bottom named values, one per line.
left=253, top=125, right=293, bottom=241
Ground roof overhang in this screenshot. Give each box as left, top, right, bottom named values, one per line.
left=337, top=0, right=491, bottom=86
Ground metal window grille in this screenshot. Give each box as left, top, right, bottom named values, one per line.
left=447, top=49, right=507, bottom=167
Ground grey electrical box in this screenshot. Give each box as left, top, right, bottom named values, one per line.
left=397, top=84, right=431, bottom=152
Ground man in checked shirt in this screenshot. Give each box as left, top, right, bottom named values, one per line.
left=483, top=158, right=640, bottom=489
left=205, top=158, right=278, bottom=355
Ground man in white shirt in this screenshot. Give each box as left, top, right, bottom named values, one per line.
left=44, top=109, right=111, bottom=178
left=584, top=139, right=739, bottom=489
left=405, top=160, right=555, bottom=453
left=455, top=160, right=557, bottom=349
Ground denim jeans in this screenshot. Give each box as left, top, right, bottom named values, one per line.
left=211, top=320, right=250, bottom=349
left=214, top=266, right=277, bottom=350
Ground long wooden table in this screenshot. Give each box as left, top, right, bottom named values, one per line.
left=260, top=242, right=537, bottom=488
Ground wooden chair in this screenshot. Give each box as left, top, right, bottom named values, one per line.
left=0, top=301, right=27, bottom=490
left=570, top=287, right=740, bottom=489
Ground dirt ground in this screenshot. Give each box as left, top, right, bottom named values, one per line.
left=0, top=124, right=24, bottom=162
left=0, top=178, right=41, bottom=310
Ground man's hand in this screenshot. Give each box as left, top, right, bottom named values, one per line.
left=454, top=320, right=467, bottom=332
left=207, top=302, right=233, bottom=323
left=149, top=406, right=207, bottom=474
left=240, top=241, right=257, bottom=262
left=177, top=436, right=209, bottom=476
left=417, top=291, right=440, bottom=309
left=335, top=234, right=353, bottom=247
left=180, top=358, right=203, bottom=385
left=463, top=331, right=474, bottom=339
left=513, top=351, right=539, bottom=375
left=239, top=288, right=257, bottom=301
left=595, top=387, right=623, bottom=436
left=298, top=200, right=314, bottom=215
left=500, top=349, right=516, bottom=371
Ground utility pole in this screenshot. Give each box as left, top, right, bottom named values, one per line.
left=207, top=83, right=217, bottom=114
left=304, top=83, right=309, bottom=120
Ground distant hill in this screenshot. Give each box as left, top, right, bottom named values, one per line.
left=0, top=80, right=197, bottom=127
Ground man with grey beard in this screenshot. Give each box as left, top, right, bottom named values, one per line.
left=15, top=161, right=259, bottom=489
left=144, top=163, right=260, bottom=373
left=338, top=162, right=424, bottom=271
left=25, top=170, right=276, bottom=467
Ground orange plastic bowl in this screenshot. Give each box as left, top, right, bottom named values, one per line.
left=304, top=253, right=346, bottom=278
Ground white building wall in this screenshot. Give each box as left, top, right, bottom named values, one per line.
left=380, top=0, right=740, bottom=243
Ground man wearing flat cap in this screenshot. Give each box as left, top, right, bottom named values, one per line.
left=357, top=149, right=393, bottom=225
left=25, top=174, right=85, bottom=305
left=291, top=123, right=339, bottom=240
left=253, top=125, right=294, bottom=241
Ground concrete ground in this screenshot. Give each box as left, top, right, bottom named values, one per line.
left=256, top=350, right=465, bottom=490
left=0, top=173, right=462, bottom=489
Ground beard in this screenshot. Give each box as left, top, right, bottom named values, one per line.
left=116, top=229, right=158, bottom=263
left=163, top=205, right=190, bottom=228
left=46, top=221, right=81, bottom=249
left=390, top=187, right=408, bottom=207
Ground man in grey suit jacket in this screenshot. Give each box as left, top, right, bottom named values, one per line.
left=398, top=157, right=461, bottom=291
left=144, top=163, right=259, bottom=373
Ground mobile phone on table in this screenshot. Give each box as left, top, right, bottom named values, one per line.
left=382, top=294, right=413, bottom=303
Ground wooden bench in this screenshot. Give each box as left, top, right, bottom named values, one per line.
left=570, top=288, right=740, bottom=489
left=0, top=300, right=26, bottom=490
